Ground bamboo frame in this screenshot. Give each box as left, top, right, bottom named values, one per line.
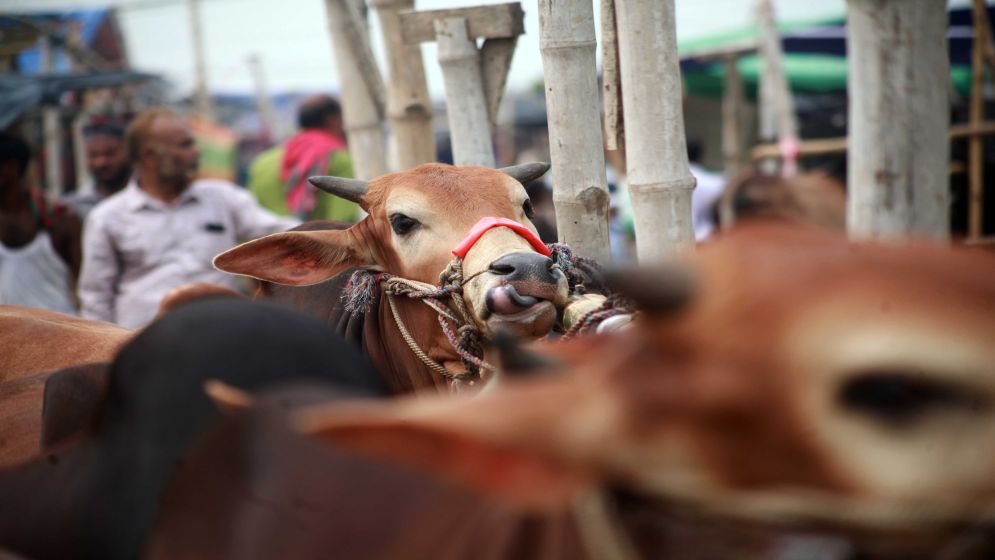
left=750, top=122, right=995, bottom=161
left=539, top=0, right=612, bottom=263
left=615, top=0, right=695, bottom=260
left=324, top=0, right=388, bottom=180
left=968, top=0, right=995, bottom=239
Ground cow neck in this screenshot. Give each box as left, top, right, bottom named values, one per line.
left=368, top=292, right=452, bottom=393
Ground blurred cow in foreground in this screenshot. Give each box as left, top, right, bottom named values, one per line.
left=260, top=223, right=992, bottom=559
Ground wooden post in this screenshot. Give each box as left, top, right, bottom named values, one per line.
left=434, top=18, right=494, bottom=167
left=68, top=23, right=91, bottom=195
left=615, top=0, right=695, bottom=260
left=538, top=0, right=611, bottom=262
left=186, top=0, right=214, bottom=120
left=968, top=0, right=995, bottom=239
left=324, top=0, right=388, bottom=179
left=721, top=55, right=744, bottom=178
left=601, top=0, right=624, bottom=153
left=247, top=54, right=281, bottom=143
left=847, top=0, right=950, bottom=240
left=40, top=36, right=62, bottom=199
left=371, top=0, right=436, bottom=170
left=756, top=0, right=799, bottom=176
left=399, top=3, right=524, bottom=168
left=718, top=55, right=744, bottom=230
left=71, top=112, right=91, bottom=196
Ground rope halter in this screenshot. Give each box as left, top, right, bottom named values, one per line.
left=340, top=217, right=626, bottom=393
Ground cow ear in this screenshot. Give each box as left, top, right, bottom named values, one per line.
left=214, top=229, right=372, bottom=286
left=292, top=411, right=591, bottom=510
left=203, top=379, right=254, bottom=415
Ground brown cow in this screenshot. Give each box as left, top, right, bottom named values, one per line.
left=717, top=169, right=847, bottom=232
left=215, top=163, right=607, bottom=394
left=276, top=223, right=995, bottom=558
left=0, top=306, right=129, bottom=384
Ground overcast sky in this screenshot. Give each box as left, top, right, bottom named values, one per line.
left=4, top=0, right=961, bottom=99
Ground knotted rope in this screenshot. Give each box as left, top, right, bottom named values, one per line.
left=340, top=243, right=631, bottom=391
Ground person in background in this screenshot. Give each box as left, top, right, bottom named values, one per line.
left=0, top=132, right=81, bottom=314
left=687, top=140, right=726, bottom=241
left=65, top=121, right=132, bottom=219
left=78, top=107, right=299, bottom=328
left=248, top=95, right=359, bottom=223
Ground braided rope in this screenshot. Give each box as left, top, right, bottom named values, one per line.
left=340, top=242, right=624, bottom=390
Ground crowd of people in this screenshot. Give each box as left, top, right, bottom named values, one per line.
left=0, top=95, right=358, bottom=328
left=0, top=93, right=726, bottom=328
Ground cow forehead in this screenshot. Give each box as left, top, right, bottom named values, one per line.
left=366, top=164, right=524, bottom=216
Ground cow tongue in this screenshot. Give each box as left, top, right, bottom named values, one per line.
left=487, top=285, right=541, bottom=315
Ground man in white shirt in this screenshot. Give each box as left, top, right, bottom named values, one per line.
left=79, top=107, right=299, bottom=328
left=687, top=140, right=726, bottom=241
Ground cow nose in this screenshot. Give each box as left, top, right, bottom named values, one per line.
left=488, top=252, right=560, bottom=283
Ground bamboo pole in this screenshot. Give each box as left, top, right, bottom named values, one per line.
left=614, top=0, right=695, bottom=260
left=968, top=0, right=994, bottom=239
left=601, top=0, right=624, bottom=152
left=371, top=0, right=436, bottom=170
left=324, top=0, right=388, bottom=179
left=186, top=0, right=214, bottom=120
left=755, top=0, right=799, bottom=176
left=434, top=17, right=494, bottom=167
left=538, top=0, right=612, bottom=263
left=721, top=55, right=744, bottom=179
left=40, top=36, right=62, bottom=199
left=751, top=122, right=995, bottom=160
left=69, top=23, right=91, bottom=195
left=247, top=54, right=281, bottom=143
left=846, top=0, right=950, bottom=240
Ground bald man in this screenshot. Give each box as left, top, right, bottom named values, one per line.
left=247, top=95, right=359, bottom=223
left=78, top=107, right=299, bottom=328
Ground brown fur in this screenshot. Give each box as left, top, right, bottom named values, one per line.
left=303, top=222, right=995, bottom=535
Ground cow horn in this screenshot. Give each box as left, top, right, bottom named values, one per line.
left=600, top=265, right=696, bottom=315
left=499, top=162, right=550, bottom=185
left=308, top=176, right=369, bottom=204
left=493, top=329, right=562, bottom=377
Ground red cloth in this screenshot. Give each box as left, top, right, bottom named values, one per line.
left=451, top=217, right=551, bottom=259
left=279, top=130, right=347, bottom=217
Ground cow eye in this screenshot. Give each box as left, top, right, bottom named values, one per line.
left=522, top=199, right=536, bottom=219
left=390, top=213, right=420, bottom=235
left=837, top=370, right=988, bottom=427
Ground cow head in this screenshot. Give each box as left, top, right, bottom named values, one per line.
left=214, top=163, right=569, bottom=341
left=294, top=224, right=995, bottom=554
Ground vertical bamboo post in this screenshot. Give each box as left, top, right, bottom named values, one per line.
left=434, top=18, right=494, bottom=167
left=324, top=0, right=388, bottom=179
left=721, top=55, right=744, bottom=178
left=718, top=55, right=743, bottom=230
left=68, top=23, right=90, bottom=195
left=186, top=0, right=214, bottom=120
left=40, top=36, right=62, bottom=199
left=371, top=0, right=436, bottom=170
left=968, top=0, right=993, bottom=239
left=615, top=0, right=695, bottom=260
left=756, top=0, right=799, bottom=176
left=247, top=54, right=281, bottom=143
left=601, top=0, right=624, bottom=153
left=72, top=112, right=91, bottom=196
left=847, top=0, right=950, bottom=240
left=538, top=0, right=612, bottom=263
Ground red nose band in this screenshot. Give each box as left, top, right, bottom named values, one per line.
left=452, top=217, right=551, bottom=259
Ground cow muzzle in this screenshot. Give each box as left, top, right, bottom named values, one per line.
left=455, top=218, right=568, bottom=339
left=484, top=251, right=564, bottom=337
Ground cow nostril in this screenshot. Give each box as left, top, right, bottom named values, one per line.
left=488, top=262, right=516, bottom=276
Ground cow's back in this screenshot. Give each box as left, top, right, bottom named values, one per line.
left=0, top=307, right=130, bottom=383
